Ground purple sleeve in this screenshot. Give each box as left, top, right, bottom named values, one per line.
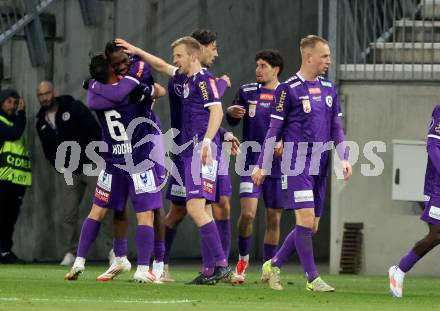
left=218, top=127, right=227, bottom=140
left=331, top=90, right=349, bottom=161
left=256, top=117, right=284, bottom=168
left=89, top=77, right=139, bottom=103
left=216, top=78, right=228, bottom=98
left=428, top=143, right=440, bottom=174
left=87, top=89, right=121, bottom=110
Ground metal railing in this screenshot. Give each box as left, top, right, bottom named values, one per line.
left=337, top=0, right=440, bottom=80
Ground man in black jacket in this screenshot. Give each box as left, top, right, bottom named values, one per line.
left=36, top=80, right=110, bottom=265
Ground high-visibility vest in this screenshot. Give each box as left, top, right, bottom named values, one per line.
left=0, top=114, right=32, bottom=186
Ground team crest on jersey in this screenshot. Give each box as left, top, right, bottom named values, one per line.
left=62, top=112, right=70, bottom=121
left=249, top=104, right=257, bottom=117
left=325, top=95, right=333, bottom=107
left=174, top=84, right=183, bottom=96
left=302, top=99, right=311, bottom=113
left=183, top=83, right=190, bottom=98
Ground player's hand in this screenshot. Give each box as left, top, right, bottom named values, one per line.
left=115, top=38, right=139, bottom=55
left=341, top=160, right=352, bottom=181
left=223, top=132, right=241, bottom=156
left=219, top=75, right=231, bottom=87
left=17, top=98, right=25, bottom=112
left=251, top=166, right=266, bottom=186
left=201, top=138, right=213, bottom=166
left=153, top=83, right=166, bottom=98
left=227, top=105, right=246, bottom=119
left=274, top=140, right=283, bottom=158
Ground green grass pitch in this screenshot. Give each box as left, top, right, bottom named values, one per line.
left=0, top=264, right=439, bottom=310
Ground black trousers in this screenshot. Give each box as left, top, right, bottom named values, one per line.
left=0, top=181, right=26, bottom=253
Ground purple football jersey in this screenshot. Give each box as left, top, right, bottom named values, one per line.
left=424, top=104, right=440, bottom=197
left=229, top=83, right=281, bottom=177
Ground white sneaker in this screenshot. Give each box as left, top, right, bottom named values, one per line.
left=108, top=249, right=116, bottom=266
left=96, top=257, right=131, bottom=281
left=389, top=265, right=404, bottom=298
left=64, top=257, right=85, bottom=281
left=133, top=266, right=161, bottom=284
left=159, top=264, right=175, bottom=282
left=152, top=260, right=164, bottom=279
left=60, top=252, right=75, bottom=266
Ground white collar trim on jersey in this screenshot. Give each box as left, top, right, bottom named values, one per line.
left=296, top=72, right=318, bottom=82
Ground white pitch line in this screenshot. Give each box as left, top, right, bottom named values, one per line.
left=0, top=297, right=197, bottom=304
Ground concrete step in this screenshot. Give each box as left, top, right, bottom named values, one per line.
left=421, top=0, right=440, bottom=19
left=369, top=42, right=440, bottom=63
left=339, top=63, right=440, bottom=80
left=394, top=20, right=440, bottom=42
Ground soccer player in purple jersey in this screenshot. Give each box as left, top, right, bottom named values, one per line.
left=253, top=35, right=352, bottom=291
left=115, top=36, right=232, bottom=284
left=389, top=105, right=440, bottom=297
left=92, top=41, right=168, bottom=281
left=64, top=54, right=163, bottom=283
left=226, top=50, right=285, bottom=284
left=162, top=30, right=235, bottom=282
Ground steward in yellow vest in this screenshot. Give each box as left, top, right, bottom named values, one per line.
left=0, top=88, right=29, bottom=264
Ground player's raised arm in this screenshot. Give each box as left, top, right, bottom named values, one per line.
left=115, top=38, right=176, bottom=77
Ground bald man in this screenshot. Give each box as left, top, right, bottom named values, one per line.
left=36, top=81, right=111, bottom=265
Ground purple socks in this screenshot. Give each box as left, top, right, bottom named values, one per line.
left=398, top=250, right=421, bottom=273
left=77, top=218, right=101, bottom=258
left=135, top=225, right=154, bottom=265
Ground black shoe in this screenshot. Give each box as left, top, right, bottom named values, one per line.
left=185, top=273, right=216, bottom=285
left=207, top=265, right=232, bottom=283
left=1, top=252, right=25, bottom=264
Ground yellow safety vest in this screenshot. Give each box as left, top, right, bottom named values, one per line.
left=0, top=114, right=32, bottom=186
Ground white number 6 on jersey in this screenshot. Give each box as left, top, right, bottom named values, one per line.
left=104, top=110, right=128, bottom=141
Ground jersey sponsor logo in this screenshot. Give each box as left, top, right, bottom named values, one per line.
left=243, top=86, right=258, bottom=92
left=62, top=112, right=70, bottom=121
left=199, top=80, right=209, bottom=101
left=302, top=99, right=311, bottom=113
left=132, top=170, right=156, bottom=194
left=249, top=104, right=257, bottom=117
left=136, top=61, right=145, bottom=78
left=276, top=90, right=287, bottom=112
left=209, top=78, right=219, bottom=99
left=429, top=205, right=440, bottom=220
left=325, top=95, right=333, bottom=107
left=260, top=93, right=274, bottom=101
left=94, top=187, right=110, bottom=204
left=112, top=142, right=133, bottom=155
left=281, top=175, right=288, bottom=190
left=183, top=83, right=189, bottom=98
left=260, top=102, right=271, bottom=108
left=171, top=184, right=186, bottom=197
left=312, top=95, right=321, bottom=102
left=299, top=95, right=309, bottom=100
left=97, top=170, right=112, bottom=191
left=424, top=195, right=431, bottom=202
left=321, top=80, right=332, bottom=88
left=203, top=180, right=214, bottom=194
left=294, top=190, right=314, bottom=203
left=308, top=88, right=321, bottom=94
left=239, top=182, right=253, bottom=193
left=202, top=160, right=218, bottom=182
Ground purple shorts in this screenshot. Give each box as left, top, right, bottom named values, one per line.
left=283, top=172, right=328, bottom=217
left=93, top=169, right=162, bottom=213
left=182, top=156, right=218, bottom=202
left=420, top=195, right=440, bottom=226
left=165, top=159, right=187, bottom=206
left=239, top=175, right=287, bottom=209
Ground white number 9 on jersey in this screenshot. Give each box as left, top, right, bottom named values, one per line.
left=104, top=110, right=128, bottom=141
